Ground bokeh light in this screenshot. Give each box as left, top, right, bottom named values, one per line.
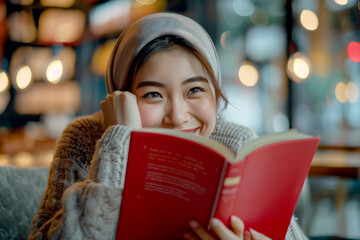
left=233, top=0, right=254, bottom=17
left=335, top=82, right=347, bottom=103
left=13, top=151, right=33, bottom=167
left=46, top=59, right=63, bottom=84
left=245, top=25, right=286, bottom=62
left=334, top=81, right=359, bottom=103
left=347, top=41, right=360, bottom=62
left=287, top=52, right=311, bottom=83
left=135, top=0, right=157, bottom=5
left=300, top=10, right=319, bottom=31
left=347, top=82, right=359, bottom=103
left=293, top=58, right=310, bottom=79
left=0, top=71, right=9, bottom=93
left=220, top=31, right=228, bottom=49
left=0, top=154, right=10, bottom=166
left=15, top=65, right=32, bottom=90
left=15, top=81, right=81, bottom=114
left=21, top=0, right=34, bottom=5
left=334, top=0, right=348, bottom=5
left=38, top=9, right=85, bottom=44
left=40, top=0, right=75, bottom=8
left=238, top=63, right=259, bottom=87
left=7, top=11, right=37, bottom=43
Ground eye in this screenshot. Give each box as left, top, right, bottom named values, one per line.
left=188, top=87, right=204, bottom=95
left=142, top=92, right=163, bottom=99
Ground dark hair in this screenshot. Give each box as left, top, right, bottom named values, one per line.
left=122, top=35, right=228, bottom=108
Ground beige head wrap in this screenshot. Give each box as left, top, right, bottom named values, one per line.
left=105, top=12, right=221, bottom=93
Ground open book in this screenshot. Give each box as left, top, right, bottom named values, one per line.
left=116, top=128, right=320, bottom=240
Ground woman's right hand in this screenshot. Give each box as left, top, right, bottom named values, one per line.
left=100, top=91, right=142, bottom=131
left=184, top=216, right=272, bottom=240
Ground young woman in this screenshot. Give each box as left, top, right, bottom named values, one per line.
left=29, top=13, right=307, bottom=240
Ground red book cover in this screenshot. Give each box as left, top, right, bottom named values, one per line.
left=116, top=129, right=320, bottom=240
left=214, top=139, right=319, bottom=240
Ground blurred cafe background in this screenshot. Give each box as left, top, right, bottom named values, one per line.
left=0, top=0, right=359, bottom=238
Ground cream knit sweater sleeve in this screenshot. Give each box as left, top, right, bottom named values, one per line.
left=29, top=114, right=131, bottom=240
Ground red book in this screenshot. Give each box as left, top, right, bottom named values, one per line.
left=116, top=128, right=320, bottom=240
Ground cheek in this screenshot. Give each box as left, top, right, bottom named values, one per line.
left=137, top=103, right=163, bottom=128
left=192, top=98, right=217, bottom=125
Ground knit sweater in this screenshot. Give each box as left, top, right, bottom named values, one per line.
left=29, top=112, right=308, bottom=240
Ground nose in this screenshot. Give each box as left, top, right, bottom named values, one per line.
left=163, top=98, right=190, bottom=126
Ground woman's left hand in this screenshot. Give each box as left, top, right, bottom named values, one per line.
left=183, top=216, right=272, bottom=240
left=100, top=91, right=142, bottom=130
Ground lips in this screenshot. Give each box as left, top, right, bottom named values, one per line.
left=178, top=127, right=200, bottom=134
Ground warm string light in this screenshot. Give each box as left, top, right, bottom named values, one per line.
left=0, top=71, right=10, bottom=115
left=46, top=59, right=63, bottom=84
left=15, top=65, right=32, bottom=90
left=238, top=63, right=259, bottom=87
left=287, top=52, right=311, bottom=83
left=335, top=81, right=359, bottom=103
left=334, top=0, right=348, bottom=5
left=300, top=10, right=319, bottom=31
left=0, top=71, right=9, bottom=93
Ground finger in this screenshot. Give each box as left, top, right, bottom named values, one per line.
left=209, top=218, right=239, bottom=240
left=189, top=220, right=215, bottom=240
left=113, top=92, right=123, bottom=124
left=101, top=93, right=118, bottom=130
left=122, top=92, right=138, bottom=121
left=244, top=231, right=251, bottom=240
left=249, top=228, right=272, bottom=240
left=229, top=215, right=244, bottom=237
left=100, top=100, right=106, bottom=110
left=120, top=91, right=142, bottom=128
left=120, top=91, right=137, bottom=108
left=183, top=232, right=198, bottom=240
left=111, top=91, right=123, bottom=110
left=112, top=90, right=123, bottom=95
left=105, top=93, right=113, bottom=102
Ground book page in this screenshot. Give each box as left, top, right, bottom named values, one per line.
left=235, top=130, right=313, bottom=161
left=117, top=131, right=229, bottom=239
left=144, top=146, right=209, bottom=201
left=136, top=128, right=234, bottom=159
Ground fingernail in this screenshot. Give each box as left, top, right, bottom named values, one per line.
left=231, top=215, right=240, bottom=223
left=189, top=220, right=199, bottom=228
left=211, top=218, right=220, bottom=227
left=249, top=228, right=261, bottom=238
left=183, top=232, right=192, bottom=239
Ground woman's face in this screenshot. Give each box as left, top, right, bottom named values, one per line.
left=131, top=46, right=217, bottom=138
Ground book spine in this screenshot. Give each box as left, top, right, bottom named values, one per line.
left=212, top=161, right=244, bottom=225
left=208, top=161, right=228, bottom=230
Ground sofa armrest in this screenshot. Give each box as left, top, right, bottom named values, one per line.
left=0, top=166, right=49, bottom=240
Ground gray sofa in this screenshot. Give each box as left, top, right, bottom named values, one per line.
left=0, top=166, right=49, bottom=240
left=0, top=166, right=311, bottom=239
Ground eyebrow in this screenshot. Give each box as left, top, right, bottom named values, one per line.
left=135, top=76, right=209, bottom=89
left=182, top=76, right=209, bottom=85
left=135, top=81, right=165, bottom=89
